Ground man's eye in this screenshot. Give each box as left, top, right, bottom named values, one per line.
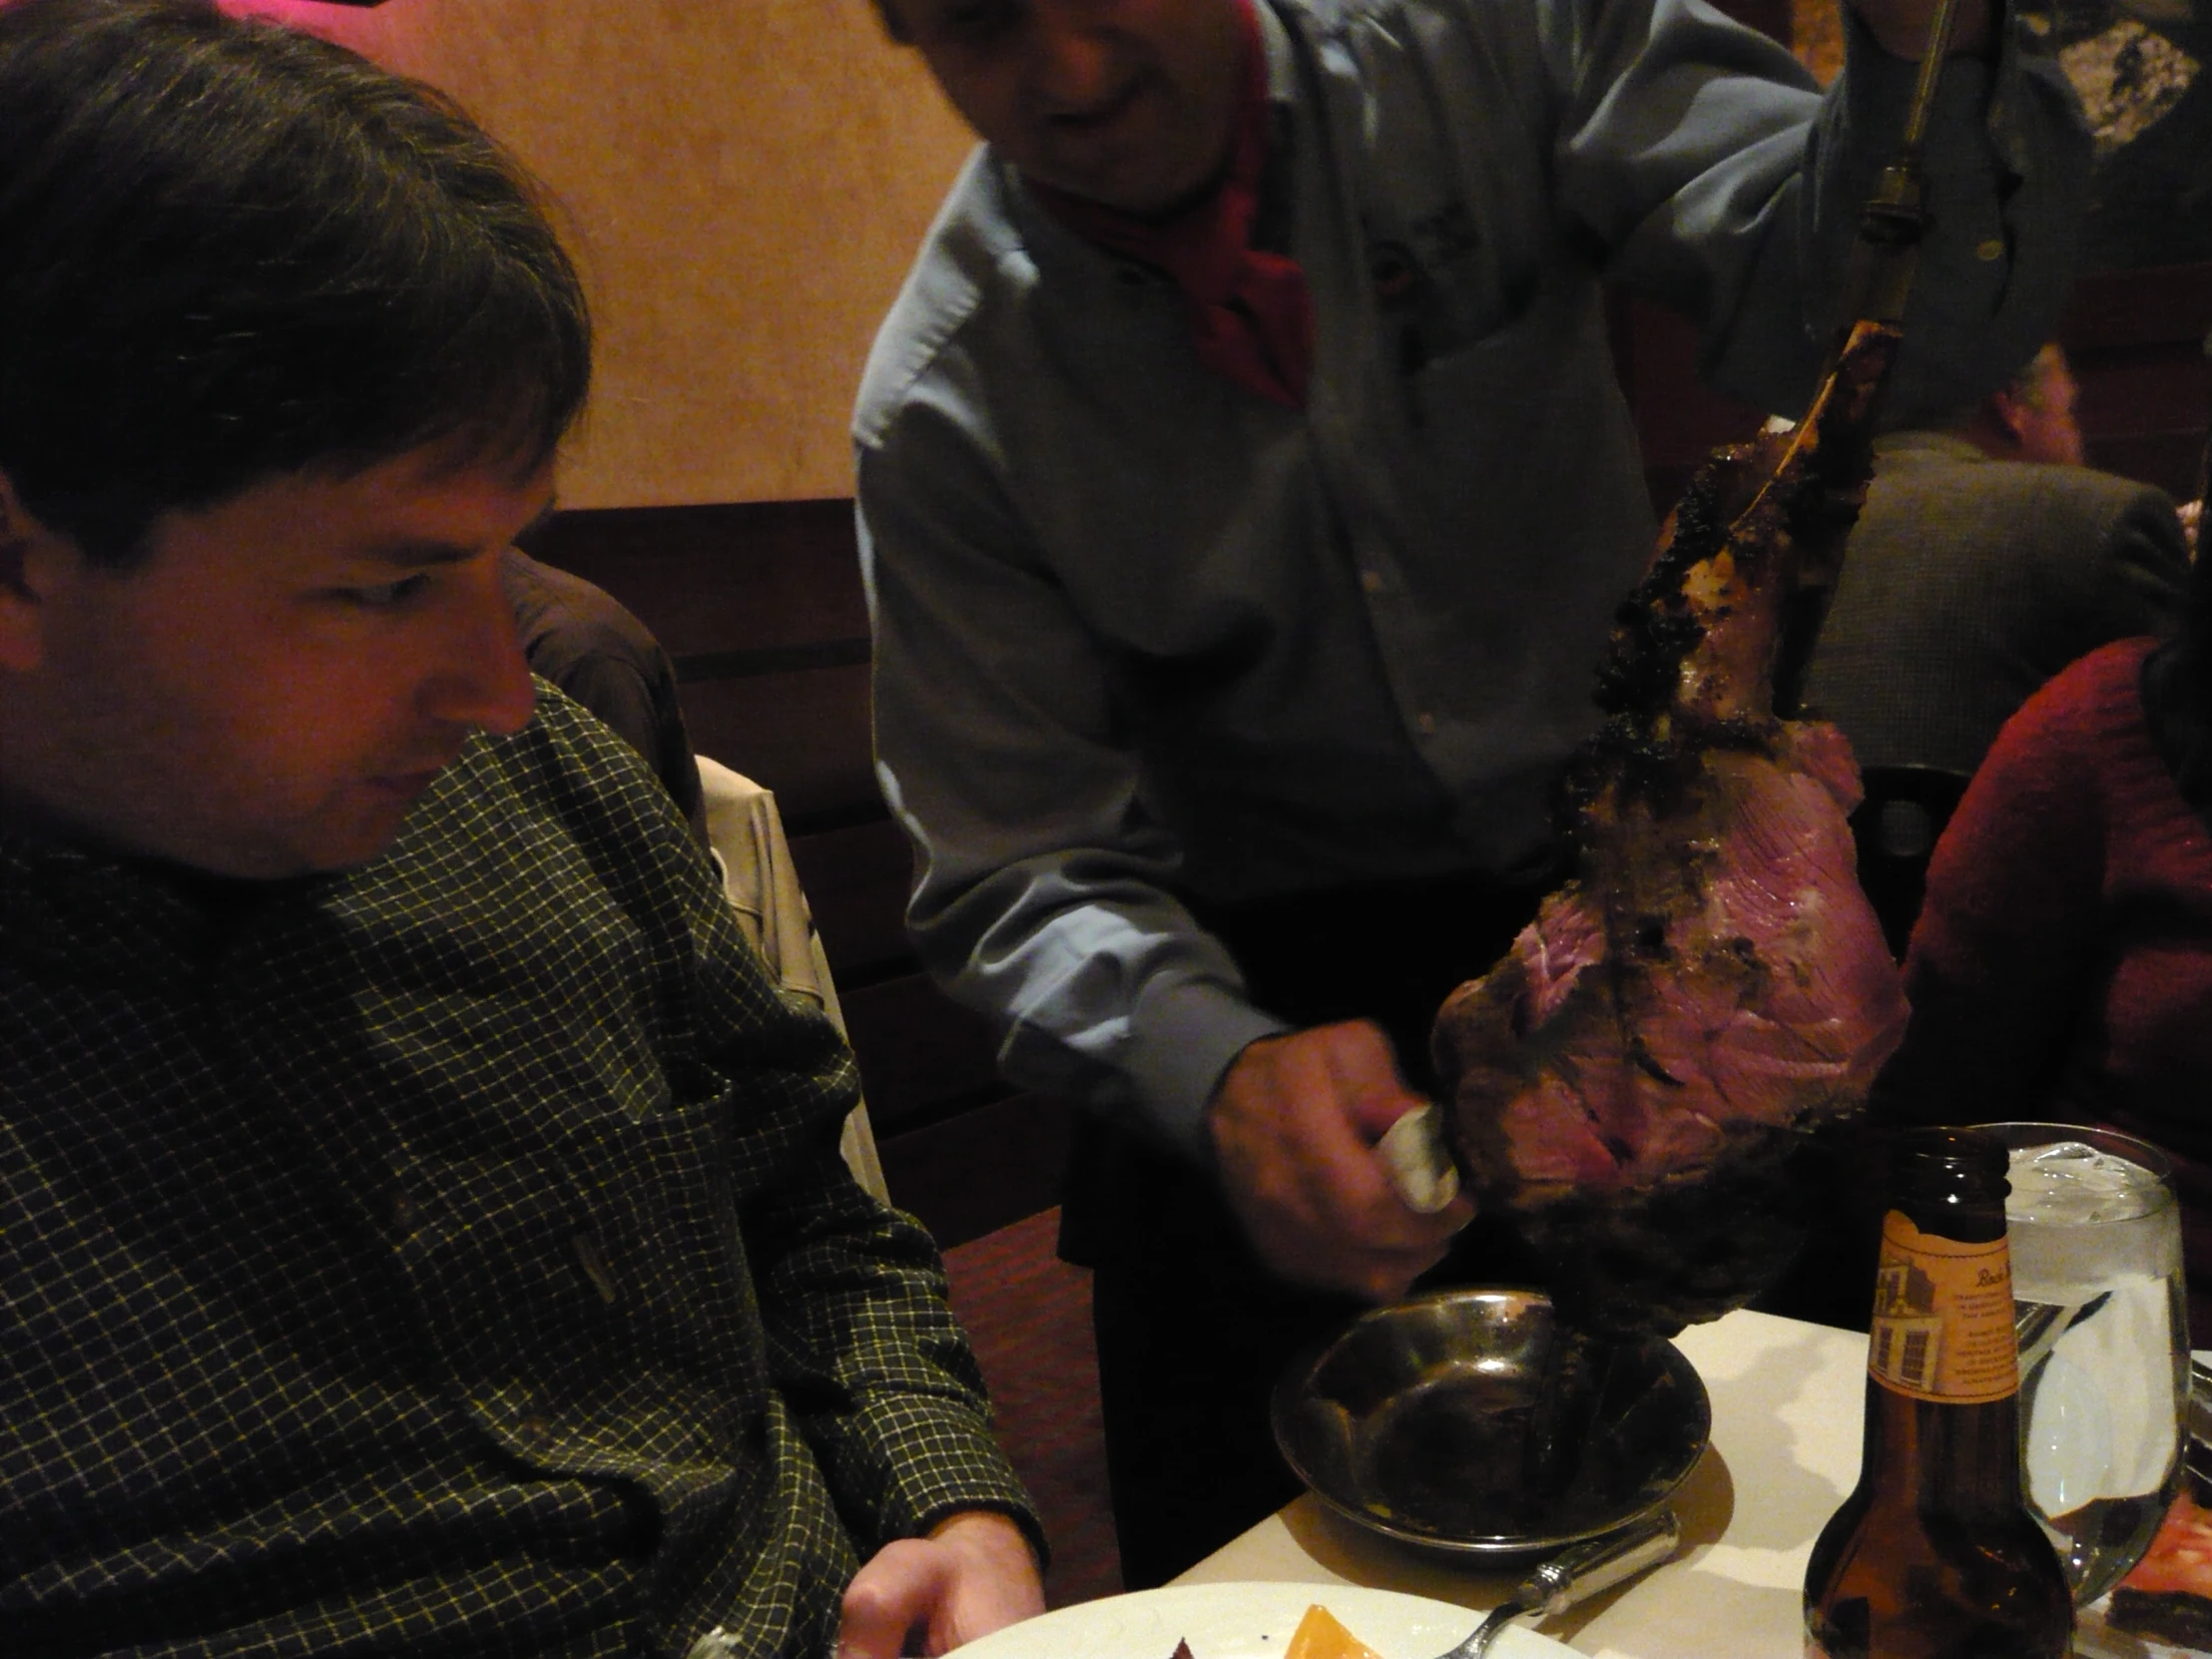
left=940, top=0, right=1020, bottom=41
left=342, top=573, right=430, bottom=608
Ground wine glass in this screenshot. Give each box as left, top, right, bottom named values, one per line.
left=1991, top=1122, right=2189, bottom=1605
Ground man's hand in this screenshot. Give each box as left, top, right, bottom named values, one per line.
left=836, top=1510, right=1045, bottom=1658
left=1208, top=1022, right=1475, bottom=1303
left=1848, top=0, right=1992, bottom=61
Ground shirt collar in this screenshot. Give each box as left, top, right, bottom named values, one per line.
left=0, top=828, right=307, bottom=984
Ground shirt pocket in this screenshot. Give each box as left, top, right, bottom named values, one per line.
left=387, top=1148, right=610, bottom=1379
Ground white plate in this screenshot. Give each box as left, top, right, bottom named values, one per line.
left=952, top=1581, right=1578, bottom=1659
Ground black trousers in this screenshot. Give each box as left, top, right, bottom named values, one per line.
left=1059, top=870, right=1553, bottom=1589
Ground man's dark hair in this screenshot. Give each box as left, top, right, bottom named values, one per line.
left=870, top=0, right=913, bottom=45
left=0, top=0, right=591, bottom=564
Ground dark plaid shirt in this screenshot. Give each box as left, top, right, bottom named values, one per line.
left=0, top=690, right=1036, bottom=1659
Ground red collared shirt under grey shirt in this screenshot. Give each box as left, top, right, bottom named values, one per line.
left=854, top=0, right=2092, bottom=1161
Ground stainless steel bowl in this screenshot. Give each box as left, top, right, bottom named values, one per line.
left=1271, top=1287, right=1712, bottom=1558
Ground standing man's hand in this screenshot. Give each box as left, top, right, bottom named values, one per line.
left=836, top=1510, right=1045, bottom=1658
left=1847, top=0, right=1992, bottom=60
left=1208, top=1021, right=1475, bottom=1302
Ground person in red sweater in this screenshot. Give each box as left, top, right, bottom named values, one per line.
left=1877, top=603, right=2212, bottom=1337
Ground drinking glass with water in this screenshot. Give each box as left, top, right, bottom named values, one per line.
left=1992, top=1123, right=2189, bottom=1605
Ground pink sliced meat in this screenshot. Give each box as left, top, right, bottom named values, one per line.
left=1432, top=323, right=1912, bottom=1336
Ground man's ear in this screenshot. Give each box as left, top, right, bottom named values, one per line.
left=1979, top=387, right=2028, bottom=456
left=0, top=470, right=62, bottom=674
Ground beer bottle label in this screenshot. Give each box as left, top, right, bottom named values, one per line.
left=1867, top=1211, right=2017, bottom=1404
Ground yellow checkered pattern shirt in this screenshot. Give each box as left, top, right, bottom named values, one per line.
left=0, top=689, right=1036, bottom=1658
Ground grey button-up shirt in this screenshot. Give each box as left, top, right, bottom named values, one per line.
left=855, top=0, right=2090, bottom=1159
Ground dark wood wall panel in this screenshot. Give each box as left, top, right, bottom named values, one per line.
left=677, top=667, right=876, bottom=829
left=2064, top=261, right=2212, bottom=352
left=841, top=973, right=1008, bottom=1132
left=878, top=1092, right=1075, bottom=1250
left=2061, top=263, right=2212, bottom=505
left=787, top=819, right=917, bottom=981
left=2090, top=434, right=2207, bottom=501
left=524, top=501, right=866, bottom=666
left=1622, top=263, right=2212, bottom=509
left=2073, top=344, right=2210, bottom=439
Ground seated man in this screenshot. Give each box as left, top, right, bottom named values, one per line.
left=1805, top=341, right=2190, bottom=782
left=0, top=3, right=1041, bottom=1655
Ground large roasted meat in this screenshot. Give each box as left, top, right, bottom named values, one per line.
left=1432, top=321, right=1913, bottom=1338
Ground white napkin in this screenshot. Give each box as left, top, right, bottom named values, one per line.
left=2023, top=1272, right=2179, bottom=1513
left=1379, top=1103, right=1462, bottom=1214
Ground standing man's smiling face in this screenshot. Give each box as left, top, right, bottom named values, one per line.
left=887, top=0, right=1248, bottom=216
left=0, top=445, right=553, bottom=879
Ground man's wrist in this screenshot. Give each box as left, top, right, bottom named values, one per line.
left=925, top=1505, right=1047, bottom=1575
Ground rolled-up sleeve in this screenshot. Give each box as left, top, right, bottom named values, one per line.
left=858, top=373, right=1287, bottom=1162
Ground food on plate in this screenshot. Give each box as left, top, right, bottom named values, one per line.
left=2109, top=1487, right=2212, bottom=1649
left=1433, top=321, right=1912, bottom=1338
left=1167, top=1603, right=1385, bottom=1659
left=1284, top=1604, right=1385, bottom=1659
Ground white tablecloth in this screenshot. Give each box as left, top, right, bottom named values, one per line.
left=1175, top=1309, right=1871, bottom=1658
left=1173, top=1307, right=2180, bottom=1656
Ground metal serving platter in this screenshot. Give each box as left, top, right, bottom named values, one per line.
left=1271, top=1288, right=1711, bottom=1559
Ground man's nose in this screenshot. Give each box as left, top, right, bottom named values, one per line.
left=1029, top=3, right=1121, bottom=113
left=424, top=564, right=538, bottom=737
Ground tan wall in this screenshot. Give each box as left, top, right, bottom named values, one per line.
left=234, top=0, right=976, bottom=507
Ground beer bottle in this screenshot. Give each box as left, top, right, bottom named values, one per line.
left=1803, top=1127, right=2073, bottom=1658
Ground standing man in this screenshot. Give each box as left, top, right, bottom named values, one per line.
left=855, top=0, right=2090, bottom=1582
left=0, top=3, right=1041, bottom=1653
left=1807, top=341, right=2191, bottom=783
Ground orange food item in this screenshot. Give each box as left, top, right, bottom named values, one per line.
left=2108, top=1487, right=2212, bottom=1651
left=2121, top=1488, right=2212, bottom=1596
left=1282, top=1604, right=1385, bottom=1659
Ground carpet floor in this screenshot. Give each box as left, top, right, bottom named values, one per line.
left=942, top=1207, right=1125, bottom=1607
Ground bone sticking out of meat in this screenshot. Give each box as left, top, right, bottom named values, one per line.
left=1432, top=320, right=1914, bottom=1339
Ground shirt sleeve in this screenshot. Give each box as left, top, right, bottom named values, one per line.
left=742, top=1140, right=1045, bottom=1560
left=858, top=406, right=1289, bottom=1163
left=2094, top=487, right=2193, bottom=647
left=673, top=804, right=1043, bottom=1557
left=1542, top=0, right=2090, bottom=423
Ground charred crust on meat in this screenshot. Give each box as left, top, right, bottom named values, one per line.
left=1628, top=1043, right=1681, bottom=1087
left=1511, top=1118, right=1845, bottom=1338
left=1432, top=322, right=1911, bottom=1341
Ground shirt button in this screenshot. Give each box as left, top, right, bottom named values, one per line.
left=1361, top=569, right=1384, bottom=595
left=1416, top=712, right=1438, bottom=736
left=1975, top=237, right=2004, bottom=262
left=390, top=1193, right=418, bottom=1232
left=517, top=1414, right=552, bottom=1445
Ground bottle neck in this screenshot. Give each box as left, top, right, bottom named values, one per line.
left=1860, top=1376, right=2027, bottom=1520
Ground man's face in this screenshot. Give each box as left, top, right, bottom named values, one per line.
left=890, top=0, right=1247, bottom=215
left=0, top=446, right=550, bottom=879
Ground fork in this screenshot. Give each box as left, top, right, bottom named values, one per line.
left=1429, top=1508, right=1682, bottom=1659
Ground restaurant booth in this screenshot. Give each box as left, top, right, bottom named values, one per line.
left=215, top=0, right=2212, bottom=1636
